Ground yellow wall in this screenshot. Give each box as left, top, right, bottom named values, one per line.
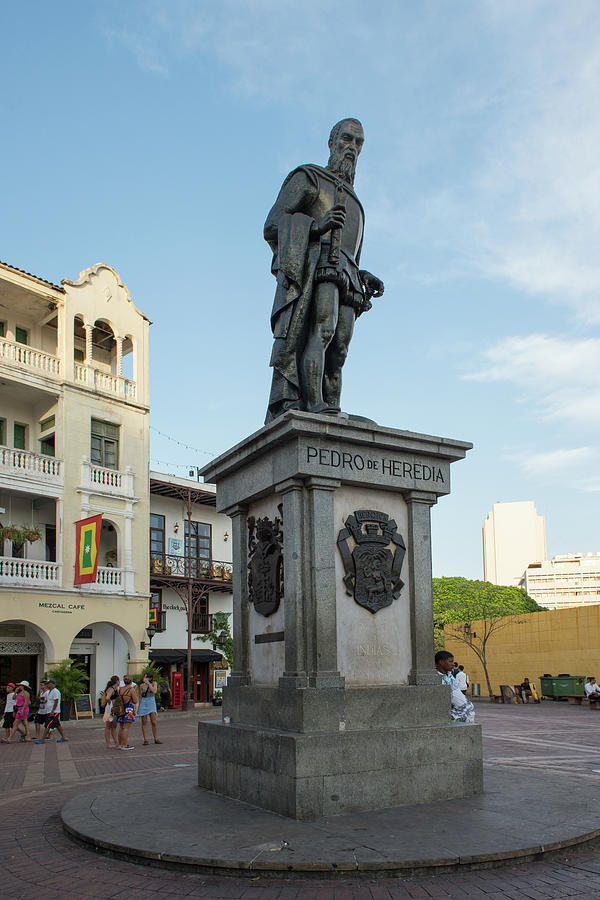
left=444, top=604, right=600, bottom=695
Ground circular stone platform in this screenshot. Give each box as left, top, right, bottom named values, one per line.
left=61, top=765, right=600, bottom=878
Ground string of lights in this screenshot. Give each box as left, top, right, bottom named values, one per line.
left=150, top=425, right=222, bottom=457
left=150, top=458, right=193, bottom=469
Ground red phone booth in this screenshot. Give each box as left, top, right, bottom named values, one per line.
left=171, top=672, right=183, bottom=710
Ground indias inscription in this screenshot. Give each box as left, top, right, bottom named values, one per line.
left=306, top=445, right=445, bottom=483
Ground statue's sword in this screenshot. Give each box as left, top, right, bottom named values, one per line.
left=327, top=180, right=346, bottom=268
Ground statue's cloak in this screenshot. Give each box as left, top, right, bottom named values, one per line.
left=264, top=164, right=364, bottom=423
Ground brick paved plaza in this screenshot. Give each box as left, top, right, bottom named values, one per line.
left=2, top=703, right=600, bottom=899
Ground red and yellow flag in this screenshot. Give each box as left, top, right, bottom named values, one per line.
left=74, top=515, right=102, bottom=585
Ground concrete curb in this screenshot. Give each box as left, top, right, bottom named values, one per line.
left=61, top=765, right=600, bottom=878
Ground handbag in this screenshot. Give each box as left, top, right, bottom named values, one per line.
left=111, top=693, right=125, bottom=718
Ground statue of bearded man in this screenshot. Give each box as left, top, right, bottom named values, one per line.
left=264, top=118, right=384, bottom=423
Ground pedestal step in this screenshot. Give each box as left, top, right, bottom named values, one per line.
left=198, top=719, right=483, bottom=820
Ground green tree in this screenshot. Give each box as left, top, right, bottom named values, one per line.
left=46, top=658, right=89, bottom=703
left=433, top=577, right=545, bottom=699
left=196, top=611, right=234, bottom=672
left=132, top=662, right=167, bottom=688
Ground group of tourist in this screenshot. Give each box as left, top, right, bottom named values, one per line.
left=1, top=679, right=68, bottom=744
left=101, top=672, right=162, bottom=751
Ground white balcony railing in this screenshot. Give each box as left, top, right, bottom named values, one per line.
left=0, top=338, right=61, bottom=377
left=0, top=446, right=64, bottom=487
left=74, top=363, right=137, bottom=401
left=86, top=566, right=124, bottom=593
left=80, top=459, right=135, bottom=497
left=0, top=557, right=61, bottom=586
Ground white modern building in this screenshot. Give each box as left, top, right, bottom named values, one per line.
left=148, top=471, right=233, bottom=703
left=482, top=500, right=546, bottom=587
left=520, top=553, right=600, bottom=610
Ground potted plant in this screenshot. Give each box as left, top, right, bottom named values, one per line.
left=0, top=524, right=42, bottom=555
left=212, top=690, right=223, bottom=707
left=46, top=658, right=89, bottom=720
left=132, top=662, right=164, bottom=688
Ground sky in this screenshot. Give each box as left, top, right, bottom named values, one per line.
left=2, top=0, right=599, bottom=578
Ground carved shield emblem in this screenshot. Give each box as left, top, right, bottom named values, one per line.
left=248, top=515, right=283, bottom=617
left=337, top=510, right=405, bottom=613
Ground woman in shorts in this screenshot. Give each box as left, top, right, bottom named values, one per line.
left=138, top=673, right=162, bottom=745
left=117, top=676, right=138, bottom=751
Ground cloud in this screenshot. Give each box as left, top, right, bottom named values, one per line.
left=509, top=445, right=600, bottom=494
left=466, top=334, right=600, bottom=426
left=516, top=446, right=597, bottom=476
left=102, top=26, right=170, bottom=76
left=99, top=1, right=600, bottom=320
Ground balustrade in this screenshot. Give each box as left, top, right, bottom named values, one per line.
left=150, top=553, right=233, bottom=584
left=0, top=338, right=61, bottom=376
left=86, top=566, right=125, bottom=592
left=80, top=459, right=134, bottom=496
left=0, top=557, right=61, bottom=585
left=74, top=363, right=136, bottom=400
left=0, top=446, right=63, bottom=485
left=191, top=613, right=213, bottom=634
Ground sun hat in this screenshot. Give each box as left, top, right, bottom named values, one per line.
left=19, top=680, right=31, bottom=688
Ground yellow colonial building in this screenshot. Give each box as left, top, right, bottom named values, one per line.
left=0, top=260, right=150, bottom=699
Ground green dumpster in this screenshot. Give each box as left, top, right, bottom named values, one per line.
left=553, top=675, right=585, bottom=698
left=539, top=676, right=555, bottom=698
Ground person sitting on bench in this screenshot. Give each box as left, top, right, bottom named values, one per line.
left=585, top=677, right=600, bottom=701
left=519, top=677, right=533, bottom=703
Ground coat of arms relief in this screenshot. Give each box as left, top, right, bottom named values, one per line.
left=247, top=514, right=284, bottom=617
left=337, top=509, right=406, bottom=613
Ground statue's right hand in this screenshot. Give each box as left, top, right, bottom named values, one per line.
left=316, top=204, right=346, bottom=235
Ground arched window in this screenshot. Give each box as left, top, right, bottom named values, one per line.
left=122, top=335, right=134, bottom=381
left=73, top=315, right=86, bottom=363
left=91, top=319, right=116, bottom=368
left=99, top=518, right=119, bottom=567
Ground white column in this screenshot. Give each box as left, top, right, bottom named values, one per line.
left=84, top=324, right=93, bottom=365
left=116, top=336, right=124, bottom=376
left=124, top=466, right=135, bottom=495
left=55, top=498, right=63, bottom=586
left=124, top=503, right=135, bottom=594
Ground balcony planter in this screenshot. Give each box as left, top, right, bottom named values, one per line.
left=0, top=524, right=42, bottom=554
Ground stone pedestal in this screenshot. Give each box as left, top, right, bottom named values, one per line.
left=198, top=411, right=483, bottom=820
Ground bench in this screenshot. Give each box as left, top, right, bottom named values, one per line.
left=565, top=695, right=600, bottom=709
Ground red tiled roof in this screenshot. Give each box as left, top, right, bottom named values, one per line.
left=0, top=259, right=65, bottom=293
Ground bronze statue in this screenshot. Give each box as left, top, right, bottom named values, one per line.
left=264, top=118, right=384, bottom=422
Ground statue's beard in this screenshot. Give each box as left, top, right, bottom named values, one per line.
left=327, top=151, right=357, bottom=185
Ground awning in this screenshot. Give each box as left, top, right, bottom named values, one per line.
left=149, top=648, right=224, bottom=665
